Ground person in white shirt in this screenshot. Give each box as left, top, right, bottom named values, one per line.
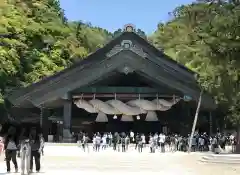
left=101, top=134, right=107, bottom=150
left=198, top=136, right=205, bottom=152
left=20, top=138, right=31, bottom=175
left=159, top=133, right=166, bottom=153
left=153, top=133, right=158, bottom=149
left=141, top=134, right=146, bottom=147
left=82, top=134, right=89, bottom=152
left=125, top=135, right=130, bottom=151
left=130, top=131, right=134, bottom=144
left=95, top=133, right=101, bottom=152
left=149, top=135, right=156, bottom=153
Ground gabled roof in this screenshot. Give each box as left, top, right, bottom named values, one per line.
left=8, top=25, right=216, bottom=110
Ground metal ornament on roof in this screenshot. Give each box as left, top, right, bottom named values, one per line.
left=112, top=24, right=146, bottom=40
left=106, top=44, right=123, bottom=57
left=106, top=40, right=148, bottom=58
left=119, top=66, right=134, bottom=75
left=106, top=24, right=148, bottom=58
left=123, top=24, right=136, bottom=32
left=123, top=24, right=146, bottom=38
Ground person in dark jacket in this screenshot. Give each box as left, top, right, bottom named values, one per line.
left=121, top=132, right=126, bottom=152
left=4, top=134, right=18, bottom=173
left=135, top=133, right=140, bottom=150
left=112, top=132, right=119, bottom=151
left=29, top=128, right=43, bottom=173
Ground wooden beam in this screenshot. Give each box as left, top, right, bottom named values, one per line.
left=71, top=86, right=172, bottom=94
left=72, top=93, right=178, bottom=99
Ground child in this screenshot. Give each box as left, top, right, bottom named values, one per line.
left=0, top=136, right=4, bottom=155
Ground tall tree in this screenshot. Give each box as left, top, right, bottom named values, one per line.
left=150, top=0, right=240, bottom=151
left=0, top=0, right=111, bottom=113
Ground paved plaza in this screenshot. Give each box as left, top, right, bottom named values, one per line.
left=0, top=145, right=240, bottom=175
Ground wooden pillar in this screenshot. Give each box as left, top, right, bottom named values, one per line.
left=62, top=101, right=72, bottom=142
left=236, top=125, right=240, bottom=153
left=209, top=112, right=213, bottom=136
left=40, top=107, right=50, bottom=142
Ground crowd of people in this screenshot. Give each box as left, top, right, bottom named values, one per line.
left=75, top=131, right=237, bottom=154
left=0, top=126, right=44, bottom=174
left=0, top=127, right=237, bottom=174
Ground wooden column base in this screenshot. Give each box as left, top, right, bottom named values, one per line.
left=235, top=126, right=240, bottom=154
left=62, top=128, right=74, bottom=143
left=235, top=144, right=240, bottom=154
left=40, top=108, right=50, bottom=142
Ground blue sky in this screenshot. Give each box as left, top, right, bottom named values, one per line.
left=60, top=0, right=194, bottom=34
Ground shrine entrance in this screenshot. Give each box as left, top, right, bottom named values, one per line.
left=7, top=24, right=216, bottom=142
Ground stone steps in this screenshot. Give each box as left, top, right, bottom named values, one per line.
left=200, top=154, right=240, bottom=164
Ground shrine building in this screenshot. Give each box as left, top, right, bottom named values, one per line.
left=7, top=25, right=216, bottom=142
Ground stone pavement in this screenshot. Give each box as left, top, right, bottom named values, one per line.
left=0, top=145, right=240, bottom=175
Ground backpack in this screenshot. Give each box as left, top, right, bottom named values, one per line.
left=121, top=138, right=125, bottom=145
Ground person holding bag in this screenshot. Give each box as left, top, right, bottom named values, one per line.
left=29, top=129, right=43, bottom=173
left=4, top=134, right=18, bottom=173
left=0, top=136, right=4, bottom=155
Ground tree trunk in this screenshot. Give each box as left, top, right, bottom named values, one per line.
left=235, top=125, right=240, bottom=153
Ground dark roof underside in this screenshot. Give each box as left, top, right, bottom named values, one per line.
left=7, top=31, right=216, bottom=110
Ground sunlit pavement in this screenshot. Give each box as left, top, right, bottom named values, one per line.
left=0, top=145, right=240, bottom=175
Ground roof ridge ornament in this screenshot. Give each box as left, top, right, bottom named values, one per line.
left=112, top=24, right=147, bottom=39
left=123, top=24, right=136, bottom=32
left=106, top=40, right=148, bottom=58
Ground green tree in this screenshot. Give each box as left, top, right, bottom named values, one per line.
left=0, top=0, right=111, bottom=114
left=151, top=0, right=240, bottom=151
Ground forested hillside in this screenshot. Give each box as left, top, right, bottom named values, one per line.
left=0, top=0, right=239, bottom=131
left=150, top=0, right=240, bottom=128
left=0, top=0, right=112, bottom=106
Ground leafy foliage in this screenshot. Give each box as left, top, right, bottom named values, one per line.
left=0, top=0, right=111, bottom=106
left=150, top=0, right=240, bottom=125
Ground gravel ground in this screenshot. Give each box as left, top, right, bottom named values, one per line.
left=0, top=146, right=239, bottom=175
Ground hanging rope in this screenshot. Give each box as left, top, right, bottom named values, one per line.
left=75, top=96, right=181, bottom=115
